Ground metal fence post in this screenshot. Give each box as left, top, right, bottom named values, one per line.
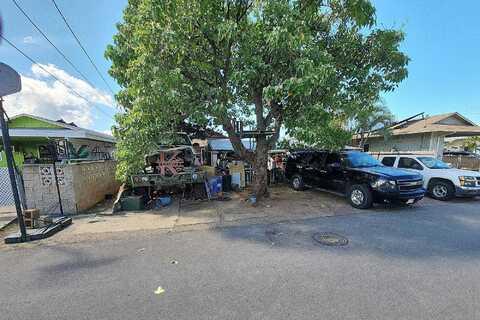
left=0, top=98, right=27, bottom=240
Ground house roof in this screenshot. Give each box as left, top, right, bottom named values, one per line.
left=208, top=138, right=255, bottom=151
left=6, top=114, right=115, bottom=143
left=367, top=112, right=480, bottom=138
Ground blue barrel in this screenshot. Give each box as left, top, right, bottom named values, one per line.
left=209, top=177, right=223, bottom=194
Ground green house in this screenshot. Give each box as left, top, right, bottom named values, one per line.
left=0, top=114, right=115, bottom=168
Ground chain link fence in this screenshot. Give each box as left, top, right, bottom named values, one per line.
left=0, top=168, right=15, bottom=207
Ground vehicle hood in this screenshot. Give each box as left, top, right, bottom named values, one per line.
left=353, top=166, right=422, bottom=180
left=446, top=168, right=480, bottom=177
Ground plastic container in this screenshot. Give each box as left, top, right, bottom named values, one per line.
left=121, top=195, right=144, bottom=211
left=208, top=177, right=222, bottom=195
left=158, top=196, right=172, bottom=207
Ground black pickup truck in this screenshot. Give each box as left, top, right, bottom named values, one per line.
left=285, top=150, right=426, bottom=209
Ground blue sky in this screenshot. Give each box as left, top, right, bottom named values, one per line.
left=373, top=0, right=480, bottom=123
left=1, top=0, right=479, bottom=134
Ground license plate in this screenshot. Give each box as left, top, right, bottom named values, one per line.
left=406, top=199, right=415, bottom=204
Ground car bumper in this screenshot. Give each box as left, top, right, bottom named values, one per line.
left=373, top=188, right=426, bottom=202
left=455, top=186, right=480, bottom=197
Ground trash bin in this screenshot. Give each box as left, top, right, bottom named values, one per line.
left=121, top=195, right=144, bottom=211
left=222, top=175, right=232, bottom=192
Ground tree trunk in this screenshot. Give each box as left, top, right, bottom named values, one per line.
left=253, top=137, right=269, bottom=199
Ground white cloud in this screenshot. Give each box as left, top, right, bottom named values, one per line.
left=22, top=36, right=36, bottom=44
left=3, top=64, right=114, bottom=128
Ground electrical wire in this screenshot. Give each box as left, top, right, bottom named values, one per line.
left=11, top=0, right=93, bottom=86
left=0, top=35, right=115, bottom=121
left=51, top=0, right=117, bottom=99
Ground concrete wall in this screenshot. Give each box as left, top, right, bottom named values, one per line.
left=366, top=133, right=446, bottom=158
left=23, top=161, right=119, bottom=215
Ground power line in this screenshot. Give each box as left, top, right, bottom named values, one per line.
left=12, top=0, right=93, bottom=86
left=51, top=0, right=117, bottom=99
left=0, top=35, right=115, bottom=121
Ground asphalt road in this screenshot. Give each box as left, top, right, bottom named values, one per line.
left=1, top=198, right=480, bottom=320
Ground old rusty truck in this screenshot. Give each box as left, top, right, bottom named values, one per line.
left=130, top=133, right=206, bottom=190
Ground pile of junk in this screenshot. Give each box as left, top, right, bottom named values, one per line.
left=113, top=133, right=230, bottom=212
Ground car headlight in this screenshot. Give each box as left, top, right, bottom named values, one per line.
left=459, top=176, right=476, bottom=187
left=371, top=178, right=397, bottom=191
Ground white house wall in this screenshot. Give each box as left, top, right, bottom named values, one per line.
left=367, top=133, right=446, bottom=157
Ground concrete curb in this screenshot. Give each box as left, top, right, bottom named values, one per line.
left=0, top=217, right=17, bottom=231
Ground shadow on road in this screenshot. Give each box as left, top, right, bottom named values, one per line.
left=39, top=245, right=123, bottom=274
left=218, top=198, right=480, bottom=260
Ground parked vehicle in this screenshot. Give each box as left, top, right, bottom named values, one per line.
left=285, top=150, right=426, bottom=209
left=377, top=154, right=480, bottom=201
left=130, top=132, right=205, bottom=189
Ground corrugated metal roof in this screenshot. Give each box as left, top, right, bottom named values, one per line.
left=208, top=138, right=255, bottom=151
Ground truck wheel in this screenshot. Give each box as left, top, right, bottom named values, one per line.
left=428, top=180, right=454, bottom=201
left=347, top=184, right=373, bottom=209
left=291, top=174, right=305, bottom=191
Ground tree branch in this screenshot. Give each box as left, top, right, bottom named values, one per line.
left=195, top=21, right=219, bottom=59
left=254, top=88, right=266, bottom=131
left=222, top=119, right=254, bottom=162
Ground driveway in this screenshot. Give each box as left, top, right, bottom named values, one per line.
left=0, top=197, right=479, bottom=319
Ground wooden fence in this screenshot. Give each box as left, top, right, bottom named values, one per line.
left=443, top=155, right=480, bottom=171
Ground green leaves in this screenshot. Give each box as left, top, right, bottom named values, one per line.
left=106, top=0, right=408, bottom=182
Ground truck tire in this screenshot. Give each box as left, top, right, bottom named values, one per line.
left=291, top=174, right=305, bottom=191
left=347, top=184, right=373, bottom=209
left=428, top=180, right=455, bottom=201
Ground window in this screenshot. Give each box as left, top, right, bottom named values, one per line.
left=38, top=145, right=53, bottom=159
left=398, top=157, right=423, bottom=170
left=325, top=152, right=341, bottom=165
left=346, top=152, right=381, bottom=168
left=417, top=157, right=451, bottom=169
left=381, top=157, right=396, bottom=167
left=309, top=152, right=326, bottom=169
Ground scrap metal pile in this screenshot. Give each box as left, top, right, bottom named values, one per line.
left=130, top=134, right=206, bottom=190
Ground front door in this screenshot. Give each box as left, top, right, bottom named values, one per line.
left=307, top=152, right=327, bottom=187
left=321, top=152, right=346, bottom=192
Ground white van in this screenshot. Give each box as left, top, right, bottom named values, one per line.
left=376, top=154, right=480, bottom=201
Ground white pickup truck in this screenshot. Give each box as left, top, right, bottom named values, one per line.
left=376, top=154, right=480, bottom=201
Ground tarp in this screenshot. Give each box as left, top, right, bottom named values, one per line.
left=208, top=138, right=255, bottom=151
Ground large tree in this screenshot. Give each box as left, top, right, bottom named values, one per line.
left=106, top=0, right=408, bottom=198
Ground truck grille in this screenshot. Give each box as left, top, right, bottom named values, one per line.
left=397, top=179, right=423, bottom=192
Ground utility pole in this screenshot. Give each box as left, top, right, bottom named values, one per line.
left=0, top=98, right=27, bottom=241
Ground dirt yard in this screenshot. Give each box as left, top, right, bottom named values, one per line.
left=1, top=185, right=358, bottom=249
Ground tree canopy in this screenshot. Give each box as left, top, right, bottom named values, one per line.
left=106, top=0, right=409, bottom=196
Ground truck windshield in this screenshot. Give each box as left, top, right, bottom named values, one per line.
left=347, top=152, right=382, bottom=168
left=417, top=157, right=451, bottom=169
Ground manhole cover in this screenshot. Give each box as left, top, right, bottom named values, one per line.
left=312, top=232, right=348, bottom=246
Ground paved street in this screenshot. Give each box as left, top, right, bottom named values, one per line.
left=1, top=197, right=479, bottom=320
